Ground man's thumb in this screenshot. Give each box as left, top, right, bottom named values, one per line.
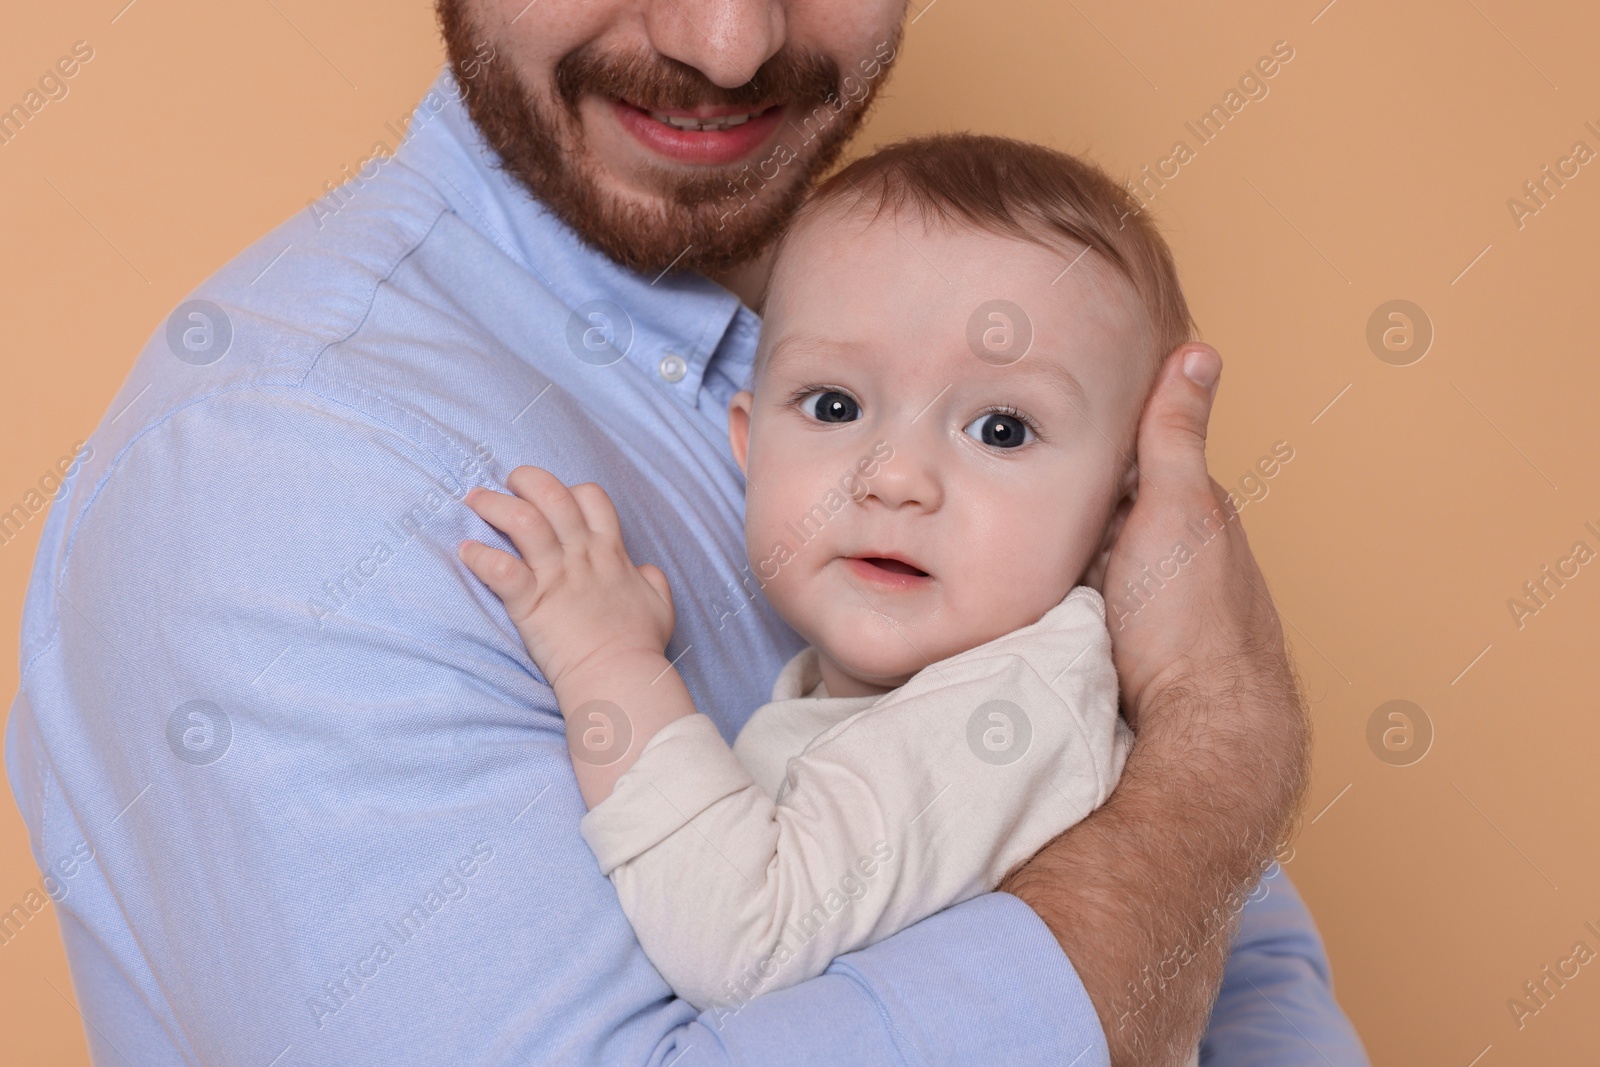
left=1137, top=343, right=1222, bottom=490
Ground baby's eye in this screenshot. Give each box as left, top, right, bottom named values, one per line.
left=963, top=411, right=1034, bottom=449
left=799, top=389, right=861, bottom=423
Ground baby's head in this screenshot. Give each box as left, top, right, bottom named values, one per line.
left=727, top=133, right=1194, bottom=697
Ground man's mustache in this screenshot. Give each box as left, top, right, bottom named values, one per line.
left=554, top=42, right=841, bottom=114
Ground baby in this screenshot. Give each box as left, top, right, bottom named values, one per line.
left=460, top=133, right=1197, bottom=1046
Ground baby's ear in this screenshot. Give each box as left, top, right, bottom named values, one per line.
left=728, top=391, right=754, bottom=475
left=1083, top=461, right=1139, bottom=593
left=1113, top=456, right=1139, bottom=504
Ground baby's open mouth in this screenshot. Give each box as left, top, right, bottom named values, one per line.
left=855, top=556, right=929, bottom=578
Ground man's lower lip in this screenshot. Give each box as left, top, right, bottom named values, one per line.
left=610, top=100, right=789, bottom=166
left=845, top=557, right=932, bottom=590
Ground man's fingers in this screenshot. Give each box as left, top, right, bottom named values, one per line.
left=505, top=465, right=590, bottom=544
left=457, top=540, right=539, bottom=620
left=1136, top=343, right=1222, bottom=496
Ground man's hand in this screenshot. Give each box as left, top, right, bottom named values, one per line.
left=1099, top=346, right=1300, bottom=730
left=459, top=465, right=676, bottom=687
left=999, top=344, right=1313, bottom=1067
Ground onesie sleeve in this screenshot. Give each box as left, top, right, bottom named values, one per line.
left=580, top=586, right=1132, bottom=1013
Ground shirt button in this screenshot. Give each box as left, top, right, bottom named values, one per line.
left=658, top=353, right=688, bottom=383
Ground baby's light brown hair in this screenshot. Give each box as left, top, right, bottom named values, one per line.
left=756, top=132, right=1196, bottom=384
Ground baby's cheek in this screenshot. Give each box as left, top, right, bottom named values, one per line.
left=744, top=519, right=793, bottom=586
left=1011, top=507, right=1101, bottom=601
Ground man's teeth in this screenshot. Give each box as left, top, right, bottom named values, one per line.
left=648, top=109, right=764, bottom=132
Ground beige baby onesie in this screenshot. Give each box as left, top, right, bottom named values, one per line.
left=579, top=585, right=1135, bottom=1014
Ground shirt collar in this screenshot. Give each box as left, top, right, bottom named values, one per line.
left=392, top=66, right=754, bottom=401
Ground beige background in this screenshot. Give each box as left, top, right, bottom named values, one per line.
left=4, top=0, right=1598, bottom=1062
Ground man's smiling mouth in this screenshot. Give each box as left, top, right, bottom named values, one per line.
left=608, top=99, right=790, bottom=165
left=638, top=103, right=784, bottom=132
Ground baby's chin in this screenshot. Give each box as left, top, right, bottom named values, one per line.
left=806, top=592, right=1076, bottom=694
left=814, top=651, right=920, bottom=697
left=810, top=630, right=963, bottom=696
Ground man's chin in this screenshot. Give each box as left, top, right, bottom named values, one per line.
left=534, top=173, right=794, bottom=276
left=436, top=0, right=893, bottom=276
left=475, top=103, right=820, bottom=277
left=554, top=113, right=829, bottom=276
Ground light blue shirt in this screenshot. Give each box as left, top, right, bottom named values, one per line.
left=6, top=67, right=1368, bottom=1066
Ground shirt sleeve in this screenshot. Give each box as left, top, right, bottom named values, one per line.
left=579, top=594, right=1133, bottom=1012
left=5, top=386, right=1114, bottom=1067
left=1199, top=863, right=1371, bottom=1065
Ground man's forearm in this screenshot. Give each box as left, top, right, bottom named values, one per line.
left=999, top=662, right=1311, bottom=1067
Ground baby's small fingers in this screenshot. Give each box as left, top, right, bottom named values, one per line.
left=465, top=485, right=561, bottom=567
left=569, top=482, right=623, bottom=541
left=505, top=465, right=589, bottom=545
left=458, top=539, right=539, bottom=617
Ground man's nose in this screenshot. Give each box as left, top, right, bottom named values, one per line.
left=643, top=0, right=786, bottom=89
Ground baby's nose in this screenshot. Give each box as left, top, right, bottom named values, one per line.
left=859, top=440, right=941, bottom=511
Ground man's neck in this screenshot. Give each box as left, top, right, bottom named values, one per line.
left=704, top=245, right=777, bottom=312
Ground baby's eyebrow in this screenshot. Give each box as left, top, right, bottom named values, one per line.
left=1009, top=357, right=1091, bottom=411
left=765, top=333, right=865, bottom=372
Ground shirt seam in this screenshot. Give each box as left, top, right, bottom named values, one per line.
left=819, top=959, right=922, bottom=1067
left=19, top=208, right=450, bottom=683
left=292, top=204, right=448, bottom=385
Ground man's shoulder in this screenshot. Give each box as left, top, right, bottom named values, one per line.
left=163, top=155, right=453, bottom=385
left=18, top=162, right=511, bottom=653
left=93, top=149, right=511, bottom=495
left=87, top=148, right=463, bottom=480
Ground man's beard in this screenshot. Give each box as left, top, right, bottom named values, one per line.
left=436, top=0, right=893, bottom=277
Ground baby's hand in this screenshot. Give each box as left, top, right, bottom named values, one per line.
left=458, top=466, right=675, bottom=688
